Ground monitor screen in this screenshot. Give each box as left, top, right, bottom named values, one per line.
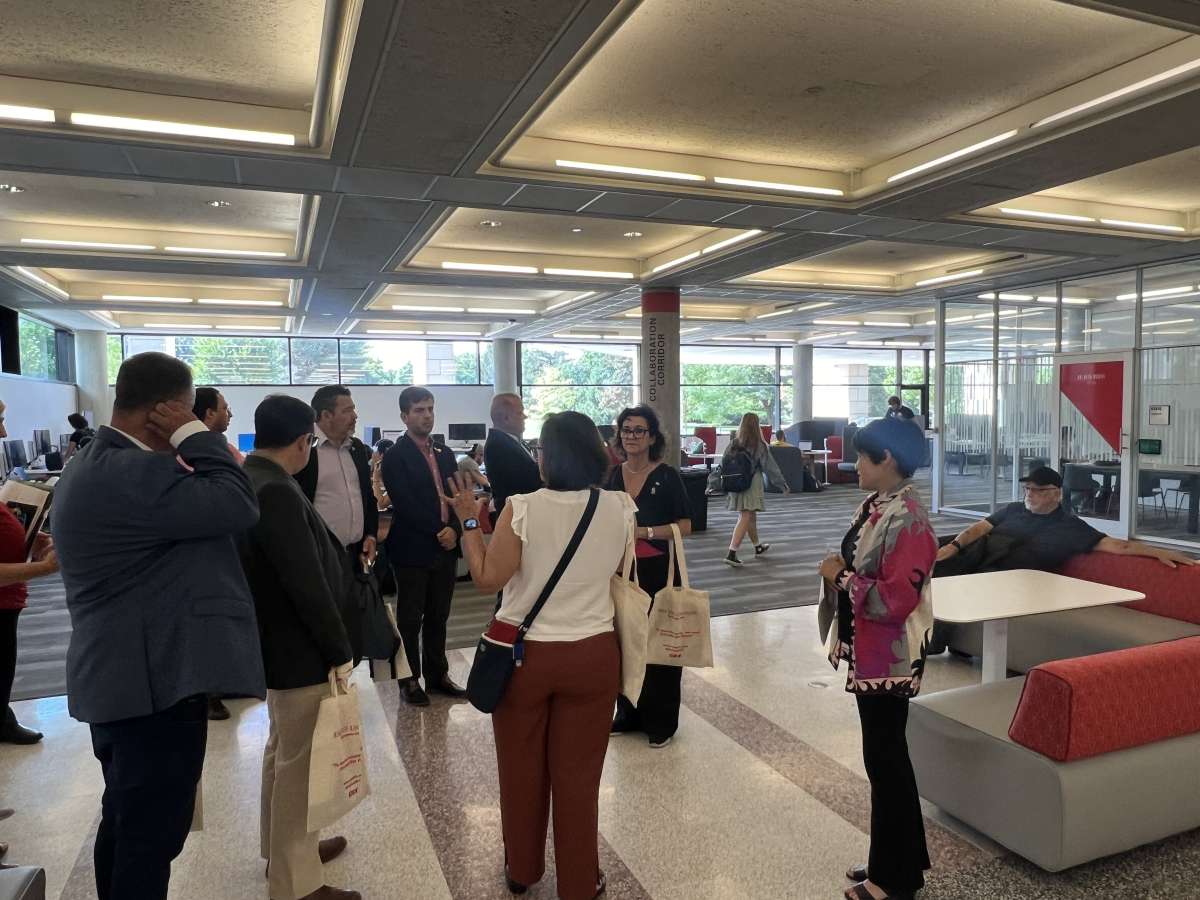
left=431, top=433, right=446, bottom=446
left=237, top=433, right=256, bottom=453
left=447, top=423, right=487, bottom=442
left=3, top=440, right=29, bottom=469
left=32, top=430, right=51, bottom=456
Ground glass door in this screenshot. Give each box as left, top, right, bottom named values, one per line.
left=1052, top=352, right=1134, bottom=537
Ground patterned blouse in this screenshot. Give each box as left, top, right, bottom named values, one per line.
left=821, top=480, right=937, bottom=697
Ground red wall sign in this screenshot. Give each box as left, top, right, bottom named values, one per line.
left=1060, top=361, right=1124, bottom=454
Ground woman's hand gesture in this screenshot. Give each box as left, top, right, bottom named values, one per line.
left=444, top=471, right=481, bottom=524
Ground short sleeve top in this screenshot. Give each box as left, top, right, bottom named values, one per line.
left=0, top=505, right=30, bottom=610
left=985, top=502, right=1104, bottom=570
left=498, top=488, right=637, bottom=641
left=606, top=462, right=692, bottom=554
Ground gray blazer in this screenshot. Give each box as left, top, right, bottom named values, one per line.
left=51, top=426, right=266, bottom=724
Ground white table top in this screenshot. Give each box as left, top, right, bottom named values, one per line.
left=932, top=569, right=1143, bottom=624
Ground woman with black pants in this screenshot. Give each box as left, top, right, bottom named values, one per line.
left=818, top=418, right=937, bottom=900
left=606, top=405, right=692, bottom=748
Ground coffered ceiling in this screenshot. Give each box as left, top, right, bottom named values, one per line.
left=3, top=0, right=1200, bottom=350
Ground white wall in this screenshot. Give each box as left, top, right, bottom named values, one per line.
left=0, top=373, right=79, bottom=448
left=215, top=384, right=495, bottom=444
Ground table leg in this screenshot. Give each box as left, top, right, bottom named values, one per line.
left=1189, top=482, right=1199, bottom=535
left=981, top=619, right=1009, bottom=683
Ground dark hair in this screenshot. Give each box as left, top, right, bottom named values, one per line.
left=853, top=417, right=926, bottom=479
left=888, top=395, right=901, bottom=405
left=311, top=385, right=351, bottom=419
left=68, top=413, right=89, bottom=429
left=615, top=404, right=667, bottom=461
left=398, top=385, right=434, bottom=414
left=254, top=395, right=316, bottom=449
left=469, top=442, right=482, bottom=459
left=193, top=387, right=220, bottom=421
left=375, top=438, right=395, bottom=455
left=114, top=352, right=193, bottom=412
left=540, top=411, right=608, bottom=490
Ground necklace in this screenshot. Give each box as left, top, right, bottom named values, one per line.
left=623, top=459, right=653, bottom=475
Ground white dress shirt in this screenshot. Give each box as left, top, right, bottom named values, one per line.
left=312, top=426, right=365, bottom=548
left=110, top=421, right=208, bottom=452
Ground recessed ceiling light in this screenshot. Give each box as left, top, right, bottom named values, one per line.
left=846, top=340, right=885, bottom=346
left=623, top=232, right=643, bottom=238
left=1099, top=218, right=1186, bottom=234
left=0, top=184, right=25, bottom=193
left=467, top=307, right=535, bottom=315
left=651, top=251, right=701, bottom=273
left=0, top=104, right=55, bottom=123
left=1035, top=296, right=1091, bottom=305
left=862, top=321, right=912, bottom=327
left=70, top=112, right=295, bottom=146
left=552, top=332, right=604, bottom=339
left=821, top=282, right=888, bottom=290
left=426, top=329, right=483, bottom=336
left=1034, top=59, right=1200, bottom=128
left=571, top=227, right=583, bottom=233
left=479, top=220, right=503, bottom=228
left=976, top=292, right=1035, bottom=301
left=197, top=298, right=285, bottom=307
left=442, top=261, right=538, bottom=274
left=755, top=307, right=797, bottom=320
left=367, top=329, right=425, bottom=334
left=702, top=231, right=763, bottom=255
left=814, top=319, right=862, bottom=326
left=214, top=325, right=281, bottom=331
left=22, top=238, right=156, bottom=251
left=102, top=294, right=192, bottom=304
left=543, top=267, right=635, bottom=279
left=554, top=160, right=705, bottom=182
left=1117, top=286, right=1195, bottom=300
left=713, top=177, right=844, bottom=197
left=682, top=315, right=742, bottom=321
left=144, top=322, right=212, bottom=329
left=164, top=246, right=289, bottom=258
left=887, top=130, right=1019, bottom=183
left=1142, top=318, right=1195, bottom=328
left=914, top=269, right=985, bottom=287
left=13, top=266, right=68, bottom=298
left=389, top=304, right=465, bottom=312
left=207, top=200, right=231, bottom=208
left=999, top=207, right=1095, bottom=223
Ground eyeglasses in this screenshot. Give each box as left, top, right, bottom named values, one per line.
left=620, top=427, right=650, bottom=438
left=1022, top=484, right=1058, bottom=494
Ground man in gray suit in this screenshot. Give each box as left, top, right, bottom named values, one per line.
left=51, top=352, right=266, bottom=900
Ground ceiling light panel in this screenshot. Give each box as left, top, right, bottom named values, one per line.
left=70, top=113, right=295, bottom=146
left=543, top=267, right=635, bottom=279
left=0, top=104, right=55, bottom=123
left=102, top=295, right=192, bottom=304
left=701, top=231, right=763, bottom=254
left=442, top=261, right=539, bottom=274
left=197, top=298, right=285, bottom=307
left=914, top=269, right=984, bottom=287
left=164, top=246, right=289, bottom=258
left=999, top=207, right=1095, bottom=223
left=1034, top=58, right=1200, bottom=129
left=21, top=238, right=156, bottom=251
left=887, top=130, right=1018, bottom=184
left=650, top=251, right=701, bottom=273
left=466, top=307, right=535, bottom=315
left=712, top=177, right=843, bottom=196
left=390, top=304, right=466, bottom=312
left=13, top=266, right=68, bottom=298
left=1098, top=218, right=1187, bottom=233
left=554, top=159, right=704, bottom=182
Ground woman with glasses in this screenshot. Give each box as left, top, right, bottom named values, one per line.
left=606, top=405, right=692, bottom=748
left=722, top=412, right=788, bottom=568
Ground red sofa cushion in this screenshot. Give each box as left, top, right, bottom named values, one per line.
left=1008, top=636, right=1200, bottom=762
left=825, top=435, right=843, bottom=463
left=1057, top=552, right=1200, bottom=625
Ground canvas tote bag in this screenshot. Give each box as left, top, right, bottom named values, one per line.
left=307, top=669, right=370, bottom=832
left=369, top=598, right=412, bottom=683
left=610, top=527, right=653, bottom=699
left=646, top=524, right=714, bottom=668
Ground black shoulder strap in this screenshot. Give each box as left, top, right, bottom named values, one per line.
left=517, top=488, right=600, bottom=639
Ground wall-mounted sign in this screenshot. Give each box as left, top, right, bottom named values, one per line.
left=1149, top=404, right=1171, bottom=426
left=1138, top=438, right=1162, bottom=455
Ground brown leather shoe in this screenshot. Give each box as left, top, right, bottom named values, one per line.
left=294, top=887, right=361, bottom=900
left=319, top=836, right=347, bottom=864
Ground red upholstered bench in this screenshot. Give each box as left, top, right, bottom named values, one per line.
left=1009, top=635, right=1200, bottom=762
left=1056, top=552, right=1200, bottom=625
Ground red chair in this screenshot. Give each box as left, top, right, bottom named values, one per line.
left=824, top=435, right=857, bottom=484
left=761, top=425, right=773, bottom=443
left=686, top=426, right=717, bottom=466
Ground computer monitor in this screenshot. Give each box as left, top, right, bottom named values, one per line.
left=59, top=434, right=73, bottom=452
left=237, top=433, right=256, bottom=453
left=32, top=430, right=51, bottom=456
left=431, top=433, right=446, bottom=446
left=3, top=440, right=29, bottom=470
left=448, top=423, right=487, bottom=442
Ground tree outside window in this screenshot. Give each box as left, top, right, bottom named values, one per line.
left=18, top=314, right=57, bottom=380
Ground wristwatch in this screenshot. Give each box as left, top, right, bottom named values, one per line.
left=950, top=538, right=963, bottom=552
left=463, top=517, right=480, bottom=531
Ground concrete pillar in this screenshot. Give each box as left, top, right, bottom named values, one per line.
left=74, top=330, right=111, bottom=426
left=792, top=343, right=813, bottom=422
left=493, top=338, right=518, bottom=394
left=895, top=348, right=904, bottom=398
left=641, top=288, right=681, bottom=464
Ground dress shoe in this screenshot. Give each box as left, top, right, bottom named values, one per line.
left=505, top=864, right=528, bottom=895
left=275, top=886, right=360, bottom=900
left=400, top=679, right=430, bottom=707
left=319, top=836, right=347, bottom=864
left=0, top=710, right=42, bottom=745
left=0, top=808, right=13, bottom=821
left=428, top=676, right=466, bottom=697
left=207, top=697, right=231, bottom=721
left=0, top=841, right=7, bottom=860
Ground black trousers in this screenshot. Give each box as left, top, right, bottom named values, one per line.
left=855, top=693, right=930, bottom=893
left=0, top=609, right=19, bottom=719
left=90, top=696, right=208, bottom=900
left=394, top=551, right=457, bottom=684
left=614, top=554, right=683, bottom=742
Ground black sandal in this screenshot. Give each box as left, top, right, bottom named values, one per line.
left=845, top=864, right=868, bottom=882
left=594, top=870, right=607, bottom=898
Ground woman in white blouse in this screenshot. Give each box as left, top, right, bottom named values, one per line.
left=448, top=411, right=635, bottom=900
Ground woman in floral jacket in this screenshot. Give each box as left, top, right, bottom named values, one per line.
left=819, top=417, right=936, bottom=900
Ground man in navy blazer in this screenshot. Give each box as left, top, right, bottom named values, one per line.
left=51, top=352, right=265, bottom=900
left=381, top=386, right=464, bottom=706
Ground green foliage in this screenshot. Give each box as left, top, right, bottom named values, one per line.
left=106, top=335, right=123, bottom=384
left=681, top=361, right=778, bottom=426
left=17, top=315, right=57, bottom=379
left=520, top=346, right=636, bottom=429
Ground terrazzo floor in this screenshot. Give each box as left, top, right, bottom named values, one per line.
left=2, top=606, right=1196, bottom=899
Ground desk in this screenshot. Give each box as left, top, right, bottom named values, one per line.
left=807, top=449, right=832, bottom=485
left=1141, top=464, right=1200, bottom=535
left=933, top=570, right=1143, bottom=682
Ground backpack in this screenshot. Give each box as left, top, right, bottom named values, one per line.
left=76, top=428, right=96, bottom=449
left=721, top=449, right=755, bottom=493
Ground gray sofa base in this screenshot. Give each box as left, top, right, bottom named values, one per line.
left=939, top=604, right=1200, bottom=673
left=909, top=679, right=1200, bottom=872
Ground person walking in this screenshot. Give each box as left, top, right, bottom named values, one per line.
left=448, top=411, right=634, bottom=900
left=817, top=417, right=937, bottom=900
left=51, top=352, right=266, bottom=900
left=721, top=412, right=788, bottom=567
left=0, top=398, right=58, bottom=745
left=605, top=405, right=692, bottom=748
left=238, top=395, right=359, bottom=900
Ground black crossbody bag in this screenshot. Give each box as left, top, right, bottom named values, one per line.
left=467, top=488, right=600, bottom=713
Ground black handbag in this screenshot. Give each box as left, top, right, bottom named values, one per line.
left=467, top=488, right=600, bottom=713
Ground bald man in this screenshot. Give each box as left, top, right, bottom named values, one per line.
left=483, top=393, right=541, bottom=521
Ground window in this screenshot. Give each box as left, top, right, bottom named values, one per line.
left=17, top=314, right=57, bottom=380
left=340, top=340, right=483, bottom=385
left=520, top=342, right=638, bottom=436
left=290, top=339, right=341, bottom=385
left=107, top=334, right=123, bottom=385
left=681, top=345, right=779, bottom=430
left=812, top=347, right=900, bottom=422
left=1140, top=261, right=1200, bottom=349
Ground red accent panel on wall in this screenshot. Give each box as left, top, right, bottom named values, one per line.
left=641, top=289, right=680, bottom=313
left=1060, top=360, right=1123, bottom=454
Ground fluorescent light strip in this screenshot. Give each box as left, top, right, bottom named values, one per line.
left=651, top=251, right=700, bottom=274
left=822, top=283, right=889, bottom=289
left=554, top=159, right=704, bottom=182
left=545, top=291, right=595, bottom=312
left=999, top=207, right=1095, bottom=223
left=813, top=319, right=861, bottom=326
left=756, top=307, right=799, bottom=319
left=683, top=315, right=742, bottom=321
left=915, top=269, right=984, bottom=287
left=1036, top=296, right=1091, bottom=305
left=846, top=340, right=884, bottom=346
left=0, top=104, right=55, bottom=123
left=543, top=267, right=635, bottom=279
left=367, top=329, right=425, bottom=335
left=712, top=177, right=843, bottom=196
left=443, top=261, right=538, bottom=274
left=13, top=266, right=68, bottom=298
left=1116, top=286, right=1194, bottom=301
left=552, top=333, right=603, bottom=339
left=796, top=301, right=835, bottom=311
left=1034, top=59, right=1200, bottom=129
left=425, top=330, right=483, bottom=336
left=977, top=292, right=1035, bottom=301
left=885, top=341, right=922, bottom=347
left=70, top=112, right=295, bottom=146
left=887, top=130, right=1019, bottom=183
left=679, top=327, right=702, bottom=335
left=390, top=304, right=465, bottom=312
left=102, top=294, right=192, bottom=304
left=862, top=321, right=912, bottom=327
left=22, top=238, right=156, bottom=251
left=1099, top=218, right=1187, bottom=234
left=702, top=231, right=763, bottom=255
left=144, top=322, right=211, bottom=329
left=197, top=298, right=284, bottom=307
left=1144, top=318, right=1195, bottom=328
left=90, top=312, right=121, bottom=329
left=466, top=307, right=535, bottom=315
left=214, top=325, right=281, bottom=331
left=164, top=246, right=288, bottom=258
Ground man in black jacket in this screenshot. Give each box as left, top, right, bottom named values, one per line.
left=381, top=386, right=464, bottom=706
left=238, top=395, right=359, bottom=900
left=484, top=392, right=541, bottom=520
left=295, top=386, right=378, bottom=575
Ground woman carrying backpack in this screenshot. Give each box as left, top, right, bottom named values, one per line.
left=722, top=413, right=789, bottom=567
